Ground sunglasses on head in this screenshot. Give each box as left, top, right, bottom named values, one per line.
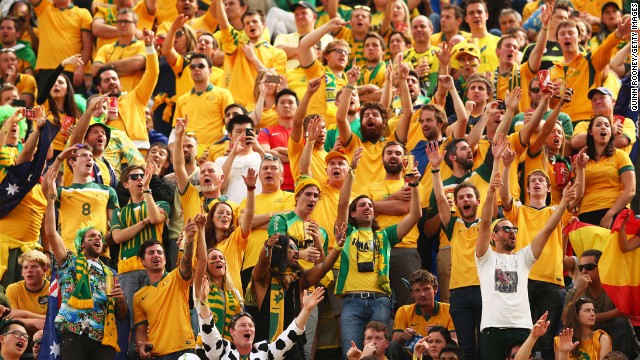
left=578, top=263, right=597, bottom=271
left=494, top=225, right=519, bottom=234
left=263, top=154, right=280, bottom=161
left=353, top=5, right=371, bottom=11
left=189, top=63, right=207, bottom=70
left=128, top=173, right=144, bottom=180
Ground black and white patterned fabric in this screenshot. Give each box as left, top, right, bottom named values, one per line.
left=199, top=314, right=305, bottom=360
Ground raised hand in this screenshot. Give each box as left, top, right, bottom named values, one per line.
left=436, top=41, right=453, bottom=66
left=438, top=75, right=455, bottom=92
left=346, top=60, right=360, bottom=85
left=183, top=218, right=198, bottom=243
left=194, top=212, right=207, bottom=229
left=142, top=162, right=155, bottom=189
left=306, top=116, right=323, bottom=143
left=561, top=181, right=578, bottom=204
left=346, top=341, right=363, bottom=360
left=170, top=14, right=189, bottom=32
left=307, top=77, right=322, bottom=94
left=530, top=311, right=550, bottom=338
left=61, top=54, right=84, bottom=69
left=492, top=133, right=508, bottom=160
left=504, top=87, right=522, bottom=110
left=242, top=168, right=258, bottom=188
left=328, top=17, right=349, bottom=33
left=540, top=3, right=553, bottom=26
left=175, top=117, right=187, bottom=137
left=351, top=147, right=363, bottom=169
left=413, top=336, right=428, bottom=357
left=558, top=87, right=574, bottom=105
left=557, top=328, right=579, bottom=353
left=425, top=141, right=445, bottom=168
left=489, top=171, right=503, bottom=191
left=334, top=222, right=348, bottom=248
left=501, top=143, right=515, bottom=166
left=198, top=275, right=210, bottom=304
left=241, top=43, right=257, bottom=62
left=302, top=287, right=325, bottom=310
left=142, top=28, right=155, bottom=46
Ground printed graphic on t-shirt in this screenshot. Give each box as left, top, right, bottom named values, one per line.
left=494, top=268, right=518, bottom=293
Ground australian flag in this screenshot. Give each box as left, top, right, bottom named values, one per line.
left=38, top=258, right=61, bottom=360
left=0, top=121, right=58, bottom=218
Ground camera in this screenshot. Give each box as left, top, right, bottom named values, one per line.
left=266, top=75, right=280, bottom=83
left=23, top=108, right=35, bottom=118
left=357, top=261, right=374, bottom=273
left=497, top=100, right=506, bottom=111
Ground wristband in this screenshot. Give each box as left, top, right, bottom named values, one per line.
left=142, top=189, right=152, bottom=194
left=431, top=168, right=440, bottom=173
left=247, top=185, right=257, bottom=191
left=541, top=26, right=548, bottom=31
left=408, top=181, right=419, bottom=187
left=345, top=84, right=356, bottom=90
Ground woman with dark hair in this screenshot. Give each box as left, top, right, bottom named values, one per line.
left=412, top=326, right=456, bottom=360
left=202, top=168, right=257, bottom=290
left=554, top=297, right=612, bottom=359
left=578, top=115, right=636, bottom=228
left=35, top=54, right=83, bottom=157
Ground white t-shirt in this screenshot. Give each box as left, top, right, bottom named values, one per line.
left=476, top=246, right=536, bottom=330
left=215, top=152, right=262, bottom=203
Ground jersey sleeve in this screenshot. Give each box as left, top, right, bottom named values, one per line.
left=268, top=214, right=288, bottom=236
left=199, top=314, right=228, bottom=359
left=110, top=208, right=123, bottom=231
left=133, top=292, right=148, bottom=326
left=393, top=306, right=410, bottom=333
left=385, top=224, right=401, bottom=247
left=220, top=28, right=238, bottom=55
left=107, top=187, right=120, bottom=209
left=616, top=150, right=634, bottom=174
left=156, top=201, right=171, bottom=219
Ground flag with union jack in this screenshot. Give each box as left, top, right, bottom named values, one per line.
left=38, top=257, right=61, bottom=360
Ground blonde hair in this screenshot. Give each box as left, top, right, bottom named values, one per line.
left=18, top=250, right=49, bottom=269
left=206, top=248, right=243, bottom=301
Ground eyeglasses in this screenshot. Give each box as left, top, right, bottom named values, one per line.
left=529, top=87, right=541, bottom=94
left=116, top=19, right=135, bottom=24
left=32, top=339, right=42, bottom=346
left=175, top=30, right=184, bottom=38
left=189, top=63, right=207, bottom=70
left=331, top=48, right=350, bottom=56
left=494, top=225, right=519, bottom=234
left=353, top=5, right=371, bottom=11
left=128, top=173, right=144, bottom=181
left=578, top=263, right=597, bottom=271
left=3, top=330, right=29, bottom=341
left=263, top=154, right=280, bottom=161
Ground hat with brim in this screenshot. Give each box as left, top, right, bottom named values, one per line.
left=601, top=1, right=621, bottom=13
left=453, top=42, right=481, bottom=60
left=291, top=1, right=315, bottom=13
left=587, top=87, right=613, bottom=100
left=85, top=120, right=112, bottom=146
left=325, top=149, right=350, bottom=165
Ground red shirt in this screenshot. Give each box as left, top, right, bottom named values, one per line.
left=258, top=124, right=293, bottom=190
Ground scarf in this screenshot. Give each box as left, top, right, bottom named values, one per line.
left=68, top=252, right=119, bottom=351
left=207, top=283, right=242, bottom=340
left=375, top=231, right=392, bottom=296
left=267, top=269, right=299, bottom=342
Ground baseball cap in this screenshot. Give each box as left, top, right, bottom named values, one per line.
left=587, top=87, right=613, bottom=100
left=601, top=1, right=621, bottom=13
left=291, top=1, right=315, bottom=13
left=325, top=149, right=350, bottom=165
left=85, top=120, right=112, bottom=146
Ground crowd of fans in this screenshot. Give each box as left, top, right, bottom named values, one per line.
left=0, top=0, right=638, bottom=359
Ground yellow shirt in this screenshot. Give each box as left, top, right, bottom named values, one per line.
left=522, top=1, right=540, bottom=21
left=93, top=2, right=155, bottom=51
left=333, top=26, right=366, bottom=68
left=94, top=40, right=146, bottom=92
left=310, top=184, right=357, bottom=259
left=363, top=179, right=429, bottom=248
left=6, top=280, right=49, bottom=315
left=523, top=151, right=567, bottom=206
left=286, top=67, right=309, bottom=103
left=57, top=182, right=119, bottom=253
left=34, top=2, right=92, bottom=71
left=133, top=269, right=194, bottom=356
left=302, top=60, right=346, bottom=127
left=357, top=62, right=387, bottom=87
left=216, top=227, right=249, bottom=292
left=580, top=148, right=634, bottom=214
left=444, top=216, right=482, bottom=289
left=430, top=31, right=471, bottom=48
left=573, top=119, right=636, bottom=155
left=239, top=190, right=295, bottom=271
left=402, top=46, right=441, bottom=96
left=155, top=0, right=178, bottom=25
left=170, top=55, right=225, bottom=98
left=571, top=0, right=622, bottom=18
left=343, top=134, right=395, bottom=191
left=61, top=157, right=115, bottom=188
left=178, top=182, right=239, bottom=227
left=156, top=11, right=218, bottom=35
left=452, top=35, right=499, bottom=73
left=494, top=62, right=536, bottom=113
left=173, top=83, right=234, bottom=147
left=15, top=73, right=37, bottom=98
left=549, top=32, right=621, bottom=123
left=287, top=136, right=328, bottom=186
left=220, top=28, right=287, bottom=108
left=505, top=202, right=565, bottom=285
left=393, top=302, right=455, bottom=337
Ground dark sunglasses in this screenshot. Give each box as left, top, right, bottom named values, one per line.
left=175, top=30, right=184, bottom=38
left=529, top=87, right=541, bottom=94
left=578, top=263, right=597, bottom=272
left=189, top=63, right=207, bottom=70
left=263, top=154, right=280, bottom=161
left=32, top=339, right=42, bottom=345
left=494, top=225, right=519, bottom=234
left=128, top=173, right=144, bottom=180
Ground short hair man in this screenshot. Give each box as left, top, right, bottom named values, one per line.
left=5, top=250, right=50, bottom=332
left=499, top=9, right=522, bottom=34
left=346, top=321, right=391, bottom=360
left=0, top=17, right=36, bottom=75
left=430, top=4, right=470, bottom=48
left=462, top=0, right=499, bottom=73
left=0, top=48, right=36, bottom=107
left=564, top=249, right=640, bottom=358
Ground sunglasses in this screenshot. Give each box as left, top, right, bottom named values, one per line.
left=0, top=48, right=16, bottom=53
left=263, top=154, right=280, bottom=161
left=176, top=30, right=184, bottom=38
left=230, top=311, right=254, bottom=327
left=189, top=63, right=207, bottom=70
left=288, top=243, right=299, bottom=251
left=529, top=87, right=541, bottom=94
left=128, top=173, right=144, bottom=180
left=32, top=339, right=42, bottom=345
left=494, top=225, right=519, bottom=234
left=353, top=5, right=371, bottom=11
left=116, top=19, right=135, bottom=25
left=578, top=263, right=597, bottom=271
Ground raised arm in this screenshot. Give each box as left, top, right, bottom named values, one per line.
left=173, top=117, right=189, bottom=193
left=37, top=55, right=83, bottom=105
left=252, top=234, right=278, bottom=285
left=291, top=77, right=322, bottom=143
left=499, top=144, right=516, bottom=211
left=336, top=62, right=360, bottom=145
left=77, top=31, right=93, bottom=87
left=239, top=168, right=257, bottom=237
left=394, top=62, right=413, bottom=144
left=396, top=169, right=423, bottom=239
left=443, top=76, right=469, bottom=139
left=427, top=141, right=452, bottom=226
left=299, top=116, right=323, bottom=176
left=555, top=328, right=579, bottom=360
left=179, top=217, right=197, bottom=280
left=530, top=181, right=577, bottom=259
left=498, top=88, right=521, bottom=137
left=618, top=212, right=640, bottom=253
left=379, top=0, right=394, bottom=36
left=213, top=0, right=230, bottom=30
left=515, top=312, right=550, bottom=360
left=299, top=17, right=347, bottom=68
left=529, top=87, right=570, bottom=154
left=193, top=213, right=208, bottom=300
left=527, top=4, right=551, bottom=73
left=379, top=62, right=394, bottom=109
left=41, top=166, right=68, bottom=266
left=220, top=136, right=246, bottom=192
left=303, top=223, right=347, bottom=287
left=600, top=168, right=636, bottom=229
left=336, top=148, right=361, bottom=228
left=610, top=42, right=630, bottom=78
left=477, top=136, right=507, bottom=257
left=161, top=15, right=189, bottom=66
left=466, top=101, right=497, bottom=150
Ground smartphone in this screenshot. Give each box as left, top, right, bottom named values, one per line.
left=266, top=75, right=280, bottom=83
left=245, top=128, right=254, bottom=145
left=497, top=100, right=506, bottom=111
left=12, top=99, right=26, bottom=107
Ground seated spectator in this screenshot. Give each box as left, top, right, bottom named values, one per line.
left=555, top=298, right=612, bottom=359
left=0, top=320, right=29, bottom=360
left=0, top=17, right=36, bottom=76
left=0, top=84, right=19, bottom=105
left=0, top=48, right=36, bottom=107
left=390, top=269, right=456, bottom=359
left=564, top=249, right=639, bottom=358
left=5, top=250, right=49, bottom=333
left=346, top=321, right=391, bottom=360
left=91, top=0, right=156, bottom=51
left=92, top=8, right=147, bottom=93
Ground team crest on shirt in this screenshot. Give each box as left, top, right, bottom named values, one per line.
left=38, top=295, right=48, bottom=305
